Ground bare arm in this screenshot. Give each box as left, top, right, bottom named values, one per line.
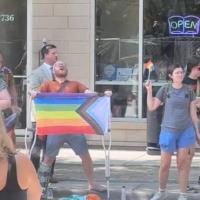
left=16, top=154, right=41, bottom=200
left=145, top=80, right=161, bottom=111
left=0, top=88, right=11, bottom=110
left=190, top=100, right=200, bottom=144
left=26, top=161, right=42, bottom=200
left=7, top=73, right=18, bottom=106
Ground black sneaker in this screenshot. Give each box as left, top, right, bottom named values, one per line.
left=186, top=186, right=198, bottom=193
left=49, top=176, right=58, bottom=184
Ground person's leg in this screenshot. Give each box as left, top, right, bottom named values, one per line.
left=67, top=134, right=106, bottom=191
left=38, top=135, right=64, bottom=199
left=177, top=147, right=190, bottom=193
left=49, top=159, right=58, bottom=183
left=177, top=126, right=196, bottom=194
left=159, top=152, right=172, bottom=190
left=42, top=135, right=57, bottom=183
left=7, top=126, right=16, bottom=148
left=150, top=130, right=175, bottom=200
left=186, top=145, right=195, bottom=191
left=50, top=160, right=55, bottom=176
left=158, top=130, right=176, bottom=191
left=79, top=151, right=95, bottom=187
left=150, top=151, right=172, bottom=200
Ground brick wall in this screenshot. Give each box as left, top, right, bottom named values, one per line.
left=32, top=0, right=92, bottom=87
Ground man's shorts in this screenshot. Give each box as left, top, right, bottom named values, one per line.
left=159, top=126, right=196, bottom=153
left=45, top=134, right=88, bottom=158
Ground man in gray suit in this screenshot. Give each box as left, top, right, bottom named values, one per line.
left=31, top=44, right=58, bottom=89
left=30, top=44, right=58, bottom=183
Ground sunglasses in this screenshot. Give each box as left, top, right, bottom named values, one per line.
left=43, top=45, right=55, bottom=50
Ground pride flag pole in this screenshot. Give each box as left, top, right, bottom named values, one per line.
left=102, top=104, right=112, bottom=200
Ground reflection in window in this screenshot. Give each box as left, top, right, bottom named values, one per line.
left=0, top=0, right=27, bottom=128
left=95, top=0, right=139, bottom=118
left=142, top=0, right=200, bottom=117
left=144, top=0, right=200, bottom=75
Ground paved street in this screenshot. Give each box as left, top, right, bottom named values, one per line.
left=18, top=146, right=200, bottom=200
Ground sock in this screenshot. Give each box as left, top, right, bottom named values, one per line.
left=159, top=188, right=166, bottom=193
left=38, top=162, right=51, bottom=199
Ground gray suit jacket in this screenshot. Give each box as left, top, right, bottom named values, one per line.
left=30, top=63, right=53, bottom=90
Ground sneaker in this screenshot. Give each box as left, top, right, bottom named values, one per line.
left=186, top=185, right=198, bottom=193
left=150, top=191, right=167, bottom=200
left=89, top=184, right=107, bottom=192
left=177, top=194, right=187, bottom=200
left=47, top=187, right=54, bottom=200
left=49, top=176, right=58, bottom=184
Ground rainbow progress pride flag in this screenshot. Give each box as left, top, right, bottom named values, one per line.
left=34, top=93, right=110, bottom=136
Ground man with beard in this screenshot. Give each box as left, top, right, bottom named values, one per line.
left=32, top=61, right=107, bottom=200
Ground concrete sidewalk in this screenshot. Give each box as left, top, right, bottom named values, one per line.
left=19, top=146, right=200, bottom=200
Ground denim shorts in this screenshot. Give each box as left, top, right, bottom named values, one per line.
left=45, top=134, right=88, bottom=158
left=159, top=126, right=196, bottom=153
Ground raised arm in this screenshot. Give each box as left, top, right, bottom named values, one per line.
left=145, top=80, right=161, bottom=111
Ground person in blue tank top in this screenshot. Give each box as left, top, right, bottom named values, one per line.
left=145, top=64, right=200, bottom=200
left=0, top=115, right=41, bottom=200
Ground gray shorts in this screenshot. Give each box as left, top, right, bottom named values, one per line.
left=45, top=134, right=88, bottom=158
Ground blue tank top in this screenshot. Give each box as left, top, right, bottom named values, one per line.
left=0, top=154, right=27, bottom=200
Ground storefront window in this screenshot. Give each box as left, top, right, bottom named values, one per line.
left=0, top=0, right=27, bottom=128
left=143, top=0, right=200, bottom=117
left=95, top=0, right=139, bottom=119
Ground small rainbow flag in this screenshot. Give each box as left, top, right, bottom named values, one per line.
left=34, top=93, right=110, bottom=136
left=144, top=60, right=154, bottom=70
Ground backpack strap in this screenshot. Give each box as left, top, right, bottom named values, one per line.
left=162, top=83, right=172, bottom=103
left=163, top=83, right=194, bottom=102
left=182, top=84, right=195, bottom=101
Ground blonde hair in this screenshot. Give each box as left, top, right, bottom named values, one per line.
left=0, top=114, right=14, bottom=159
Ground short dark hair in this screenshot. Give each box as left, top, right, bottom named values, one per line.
left=40, top=44, right=56, bottom=59
left=167, top=63, right=183, bottom=80
left=186, top=55, right=200, bottom=75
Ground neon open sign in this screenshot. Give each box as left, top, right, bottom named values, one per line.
left=168, top=15, right=200, bottom=35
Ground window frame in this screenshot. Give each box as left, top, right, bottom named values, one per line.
left=93, top=0, right=144, bottom=121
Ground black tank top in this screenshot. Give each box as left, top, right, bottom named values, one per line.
left=0, top=154, right=27, bottom=200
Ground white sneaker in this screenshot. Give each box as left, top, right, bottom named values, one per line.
left=88, top=183, right=107, bottom=192
left=150, top=191, right=167, bottom=200
left=177, top=194, right=187, bottom=200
